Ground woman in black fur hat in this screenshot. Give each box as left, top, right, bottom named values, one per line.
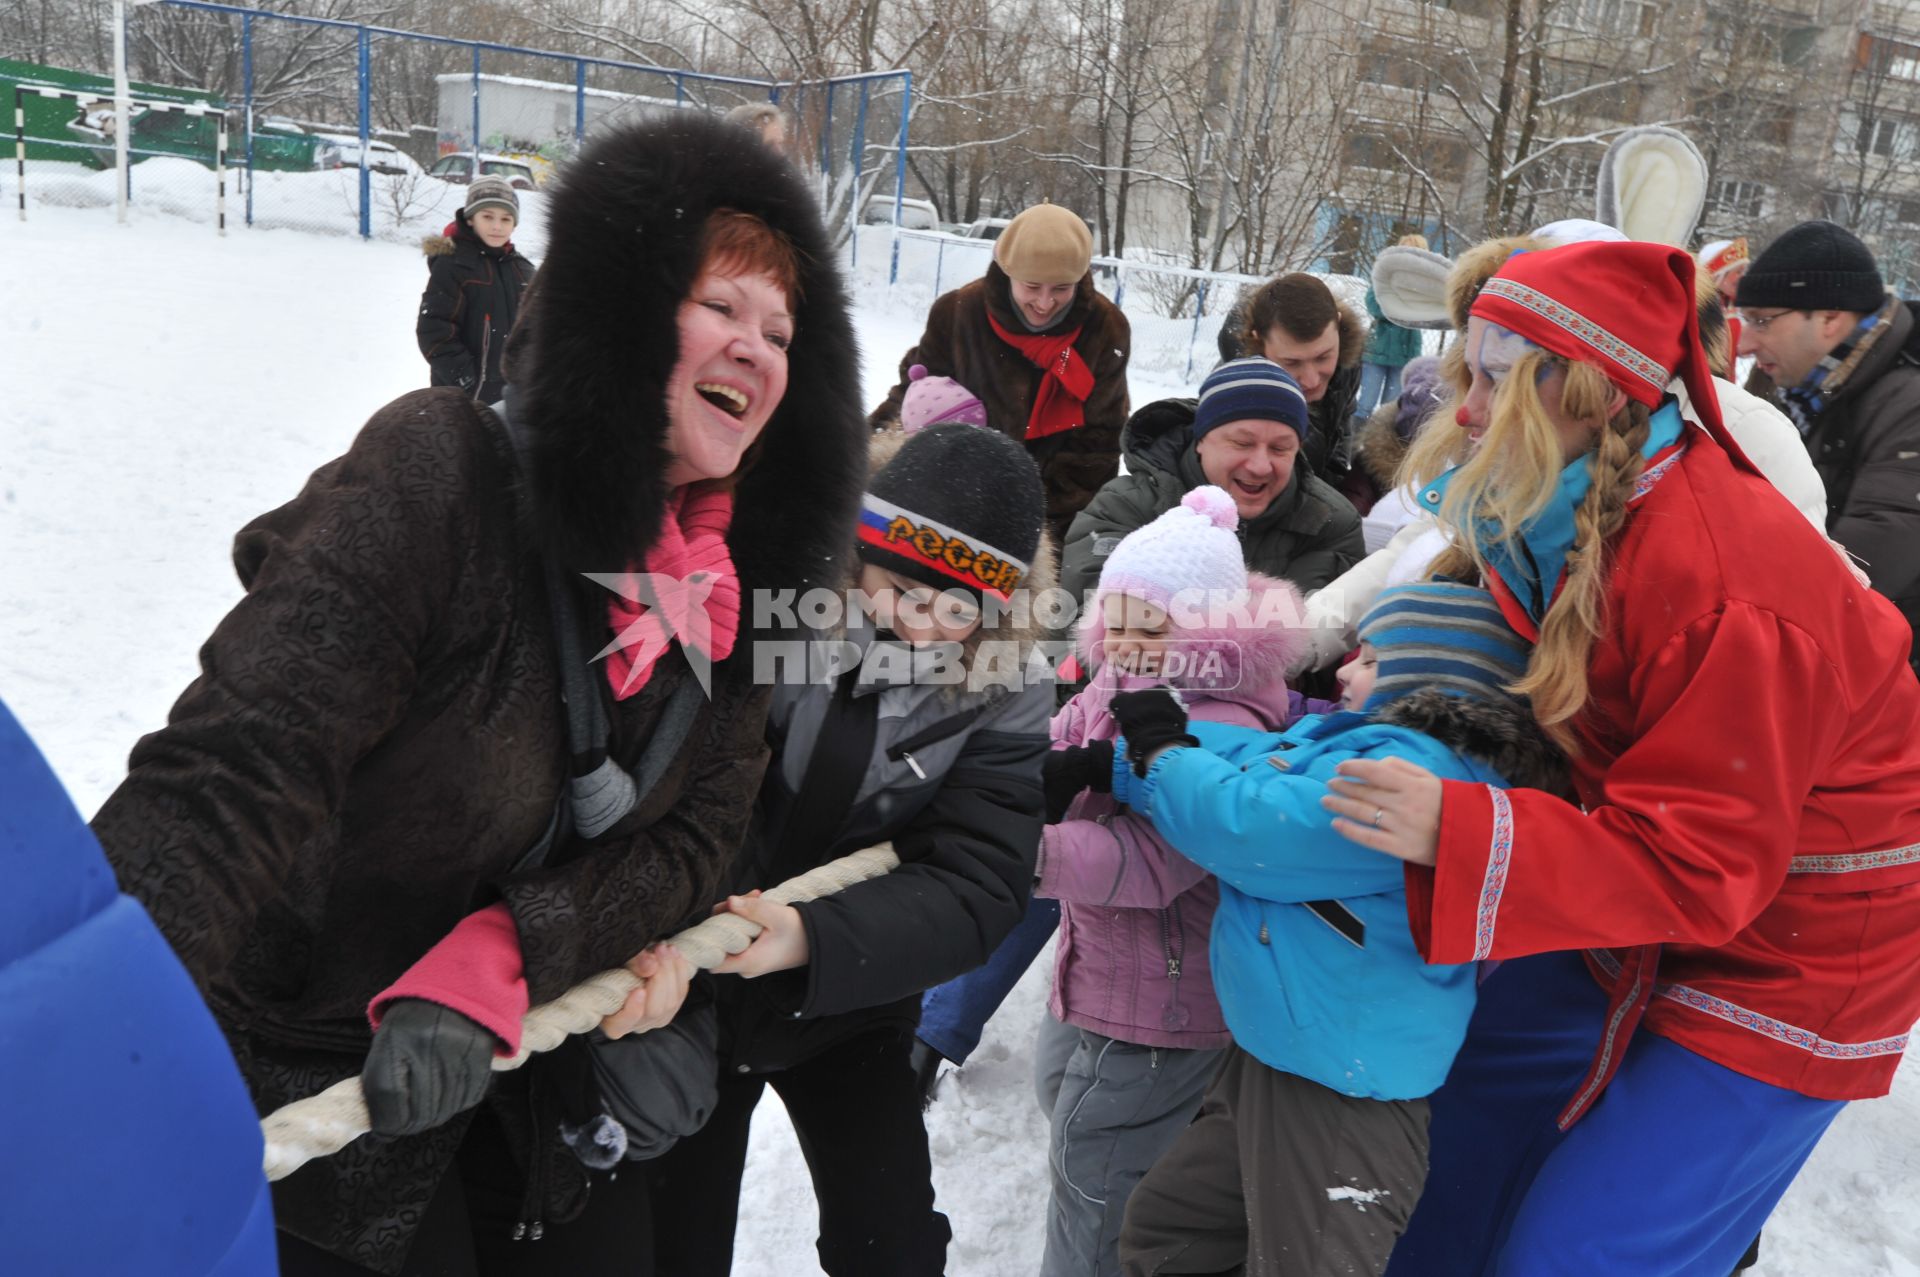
left=88, top=112, right=869, bottom=1276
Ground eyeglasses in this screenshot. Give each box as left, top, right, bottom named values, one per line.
left=1738, top=309, right=1804, bottom=333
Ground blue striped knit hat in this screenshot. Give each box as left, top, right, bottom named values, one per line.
left=1357, top=582, right=1531, bottom=711
left=1193, top=357, right=1311, bottom=443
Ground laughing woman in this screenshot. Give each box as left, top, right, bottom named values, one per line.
left=1319, top=241, right=1920, bottom=1277
left=87, top=112, right=868, bottom=1276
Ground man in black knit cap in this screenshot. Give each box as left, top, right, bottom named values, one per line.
left=1738, top=219, right=1920, bottom=674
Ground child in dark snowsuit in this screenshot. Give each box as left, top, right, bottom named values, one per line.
left=416, top=175, right=534, bottom=403
left=639, top=423, right=1056, bottom=1276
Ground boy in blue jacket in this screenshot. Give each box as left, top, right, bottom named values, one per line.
left=1059, top=581, right=1564, bottom=1277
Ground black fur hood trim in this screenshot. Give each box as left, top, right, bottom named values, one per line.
left=505, top=113, right=868, bottom=646
left=1374, top=688, right=1569, bottom=795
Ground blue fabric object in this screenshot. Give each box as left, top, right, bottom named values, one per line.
left=0, top=697, right=277, bottom=1274
left=1418, top=400, right=1685, bottom=623
left=1127, top=713, right=1497, bottom=1101
left=1386, top=952, right=1844, bottom=1277
left=1192, top=357, right=1311, bottom=443
left=918, top=896, right=1062, bottom=1065
left=1356, top=582, right=1532, bottom=710
left=1357, top=361, right=1404, bottom=417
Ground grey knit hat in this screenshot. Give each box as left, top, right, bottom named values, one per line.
left=465, top=176, right=520, bottom=219
left=1736, top=221, right=1884, bottom=313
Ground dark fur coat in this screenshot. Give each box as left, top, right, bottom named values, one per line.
left=91, top=113, right=869, bottom=1272
left=868, top=262, right=1132, bottom=548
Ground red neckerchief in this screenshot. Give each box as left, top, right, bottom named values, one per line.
left=986, top=313, right=1094, bottom=440
left=602, top=484, right=740, bottom=699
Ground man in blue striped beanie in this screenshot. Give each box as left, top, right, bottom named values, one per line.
left=1192, top=357, right=1314, bottom=521
left=1059, top=354, right=1363, bottom=610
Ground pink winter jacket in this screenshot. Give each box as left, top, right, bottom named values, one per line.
left=1037, top=573, right=1308, bottom=1050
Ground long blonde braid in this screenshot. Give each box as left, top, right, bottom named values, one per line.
left=1399, top=354, right=1653, bottom=750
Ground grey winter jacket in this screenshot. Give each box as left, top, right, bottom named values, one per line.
left=1802, top=298, right=1920, bottom=674
left=1059, top=397, right=1366, bottom=605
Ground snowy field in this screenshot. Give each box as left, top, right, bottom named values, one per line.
left=3, top=192, right=1918, bottom=1276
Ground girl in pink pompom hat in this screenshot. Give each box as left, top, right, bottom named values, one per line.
left=1027, top=484, right=1311, bottom=1276
left=898, top=363, right=989, bottom=433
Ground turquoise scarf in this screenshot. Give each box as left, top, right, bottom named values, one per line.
left=1418, top=401, right=1684, bottom=624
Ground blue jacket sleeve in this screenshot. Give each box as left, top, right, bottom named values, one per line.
left=1131, top=738, right=1413, bottom=903
left=1109, top=719, right=1283, bottom=806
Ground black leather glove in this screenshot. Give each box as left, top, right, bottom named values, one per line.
left=1110, top=687, right=1198, bottom=778
left=1042, top=741, right=1114, bottom=823
left=363, top=999, right=499, bottom=1137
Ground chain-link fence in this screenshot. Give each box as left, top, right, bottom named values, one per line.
left=5, top=1, right=910, bottom=253
left=777, top=70, right=910, bottom=264
left=845, top=225, right=1375, bottom=391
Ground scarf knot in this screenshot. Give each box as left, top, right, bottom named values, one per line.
left=987, top=312, right=1094, bottom=440
left=600, top=483, right=741, bottom=699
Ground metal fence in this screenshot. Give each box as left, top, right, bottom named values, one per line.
left=845, top=225, right=1375, bottom=389
left=4, top=1, right=910, bottom=250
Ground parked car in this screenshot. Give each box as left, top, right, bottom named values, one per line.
left=962, top=217, right=1012, bottom=241
left=427, top=152, right=537, bottom=190
left=310, top=132, right=419, bottom=176
left=861, top=194, right=940, bottom=231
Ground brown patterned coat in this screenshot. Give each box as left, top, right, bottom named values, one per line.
left=89, top=113, right=870, bottom=1274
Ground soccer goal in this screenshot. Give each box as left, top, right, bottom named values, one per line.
left=13, top=84, right=226, bottom=232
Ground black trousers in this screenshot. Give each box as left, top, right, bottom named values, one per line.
left=277, top=1104, right=641, bottom=1277
left=644, top=1026, right=952, bottom=1276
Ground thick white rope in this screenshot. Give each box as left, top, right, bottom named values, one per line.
left=260, top=843, right=900, bottom=1181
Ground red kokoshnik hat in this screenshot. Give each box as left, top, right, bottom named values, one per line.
left=1468, top=240, right=1758, bottom=474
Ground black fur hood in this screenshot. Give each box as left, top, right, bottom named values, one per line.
left=1375, top=688, right=1569, bottom=795
left=504, top=112, right=868, bottom=643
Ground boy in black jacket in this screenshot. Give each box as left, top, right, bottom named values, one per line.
left=416, top=176, right=534, bottom=403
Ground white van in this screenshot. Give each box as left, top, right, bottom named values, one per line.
left=861, top=195, right=940, bottom=231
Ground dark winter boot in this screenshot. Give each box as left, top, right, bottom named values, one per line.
left=908, top=1037, right=948, bottom=1110
left=1730, top=1231, right=1762, bottom=1273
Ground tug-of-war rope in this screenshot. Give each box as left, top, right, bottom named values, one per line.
left=260, top=844, right=901, bottom=1180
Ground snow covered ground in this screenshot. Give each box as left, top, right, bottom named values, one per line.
left=3, top=195, right=1918, bottom=1276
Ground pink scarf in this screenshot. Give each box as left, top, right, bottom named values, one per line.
left=602, top=483, right=741, bottom=699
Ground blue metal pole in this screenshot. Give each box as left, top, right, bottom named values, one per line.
left=242, top=11, right=254, bottom=226
left=1187, top=280, right=1210, bottom=382
left=574, top=59, right=585, bottom=145
left=820, top=83, right=833, bottom=191
left=675, top=73, right=684, bottom=107
left=888, top=71, right=909, bottom=287
left=934, top=237, right=945, bottom=296
left=356, top=25, right=370, bottom=238
left=1114, top=263, right=1126, bottom=309
left=470, top=46, right=481, bottom=167
left=849, top=80, right=868, bottom=270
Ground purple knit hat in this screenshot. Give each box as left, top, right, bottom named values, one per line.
left=1393, top=356, right=1446, bottom=443
left=900, top=364, right=989, bottom=433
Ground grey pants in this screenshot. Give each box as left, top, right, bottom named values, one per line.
left=1034, top=1012, right=1224, bottom=1277
left=1117, top=1045, right=1431, bottom=1277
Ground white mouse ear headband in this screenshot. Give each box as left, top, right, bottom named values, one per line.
left=1371, top=246, right=1456, bottom=330
left=1595, top=125, right=1707, bottom=248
